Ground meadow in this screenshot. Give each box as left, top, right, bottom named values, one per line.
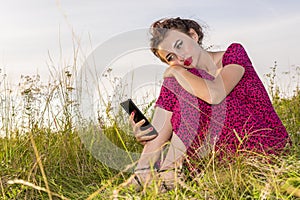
left=0, top=62, right=299, bottom=200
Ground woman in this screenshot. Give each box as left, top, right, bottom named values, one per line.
left=121, top=17, right=290, bottom=191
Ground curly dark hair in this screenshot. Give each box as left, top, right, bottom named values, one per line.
left=149, top=17, right=204, bottom=63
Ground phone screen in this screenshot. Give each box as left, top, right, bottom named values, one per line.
left=120, top=99, right=158, bottom=136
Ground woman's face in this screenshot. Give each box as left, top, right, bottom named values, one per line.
left=156, top=29, right=201, bottom=68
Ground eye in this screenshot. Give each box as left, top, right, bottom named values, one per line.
left=166, top=53, right=176, bottom=62
left=175, top=40, right=183, bottom=49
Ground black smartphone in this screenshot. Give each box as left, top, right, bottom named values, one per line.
left=120, top=99, right=158, bottom=136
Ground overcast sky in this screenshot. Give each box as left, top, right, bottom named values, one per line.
left=1, top=0, right=300, bottom=95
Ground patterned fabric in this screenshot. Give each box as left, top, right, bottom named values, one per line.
left=155, top=43, right=290, bottom=164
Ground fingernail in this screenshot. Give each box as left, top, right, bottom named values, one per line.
left=149, top=127, right=153, bottom=131
left=131, top=112, right=134, bottom=116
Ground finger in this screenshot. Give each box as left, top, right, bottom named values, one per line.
left=136, top=129, right=157, bottom=142
left=136, top=135, right=157, bottom=144
left=136, top=119, right=146, bottom=127
left=129, top=112, right=135, bottom=127
left=132, top=119, right=146, bottom=133
left=136, top=134, right=157, bottom=143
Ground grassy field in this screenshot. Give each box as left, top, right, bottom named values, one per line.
left=0, top=65, right=299, bottom=199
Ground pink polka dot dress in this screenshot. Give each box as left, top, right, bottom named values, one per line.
left=155, top=43, right=290, bottom=163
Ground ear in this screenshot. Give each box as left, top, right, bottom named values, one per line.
left=188, top=28, right=199, bottom=42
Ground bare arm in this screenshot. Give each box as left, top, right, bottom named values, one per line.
left=165, top=64, right=245, bottom=104
left=133, top=106, right=173, bottom=170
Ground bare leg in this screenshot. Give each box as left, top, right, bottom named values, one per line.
left=160, top=133, right=187, bottom=170
left=156, top=133, right=187, bottom=192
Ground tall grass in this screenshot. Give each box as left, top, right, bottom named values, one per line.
left=0, top=60, right=299, bottom=199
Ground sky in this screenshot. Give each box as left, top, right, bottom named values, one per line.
left=1, top=0, right=300, bottom=96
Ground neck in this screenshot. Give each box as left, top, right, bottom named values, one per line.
left=195, top=50, right=220, bottom=77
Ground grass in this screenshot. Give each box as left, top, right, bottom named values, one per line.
left=0, top=63, right=300, bottom=199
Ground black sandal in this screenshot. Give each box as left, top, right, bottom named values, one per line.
left=158, top=168, right=183, bottom=192
left=158, top=168, right=176, bottom=193
left=132, top=167, right=158, bottom=191
left=133, top=174, right=143, bottom=188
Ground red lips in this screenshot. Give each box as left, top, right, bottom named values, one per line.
left=184, top=57, right=192, bottom=66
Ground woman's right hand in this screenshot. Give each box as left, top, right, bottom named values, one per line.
left=130, top=112, right=157, bottom=145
